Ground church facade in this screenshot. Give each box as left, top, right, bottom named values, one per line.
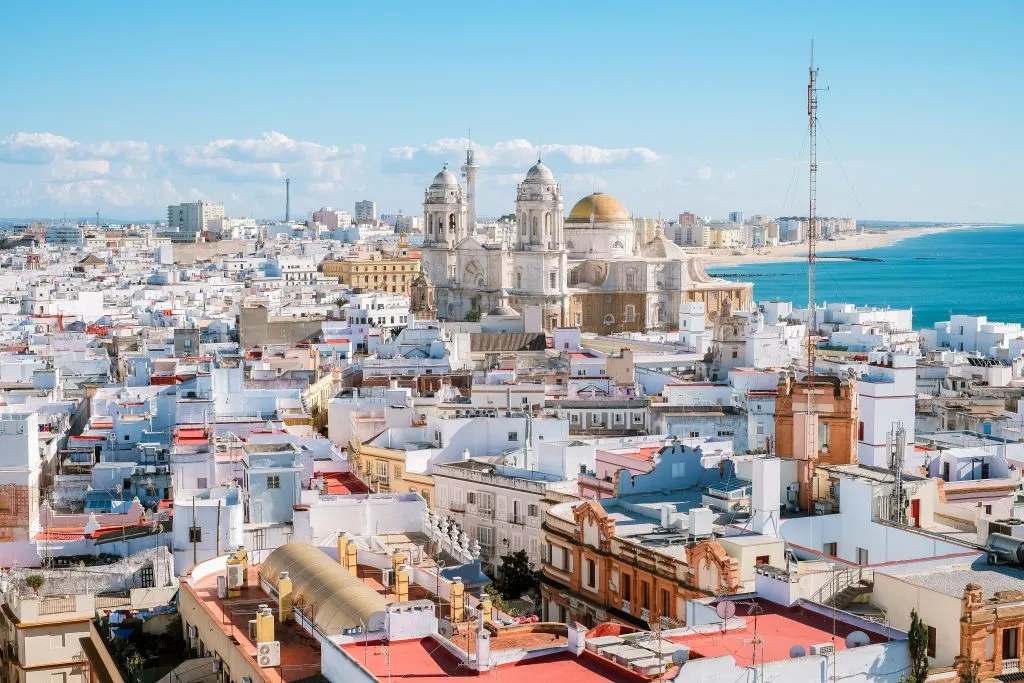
left=413, top=153, right=752, bottom=333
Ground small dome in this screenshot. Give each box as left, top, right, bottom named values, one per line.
left=566, top=192, right=630, bottom=223
left=486, top=305, right=521, bottom=317
left=431, top=166, right=460, bottom=187
left=525, top=161, right=555, bottom=181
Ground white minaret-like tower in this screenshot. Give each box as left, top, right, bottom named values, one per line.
left=461, top=142, right=479, bottom=232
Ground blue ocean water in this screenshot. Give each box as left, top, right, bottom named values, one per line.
left=706, top=225, right=1024, bottom=330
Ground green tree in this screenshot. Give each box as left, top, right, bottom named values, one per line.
left=907, top=609, right=929, bottom=683
left=494, top=549, right=539, bottom=600
left=25, top=574, right=44, bottom=595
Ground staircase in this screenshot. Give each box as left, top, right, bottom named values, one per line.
left=827, top=579, right=873, bottom=610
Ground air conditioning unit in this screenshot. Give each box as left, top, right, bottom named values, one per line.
left=227, top=563, right=244, bottom=590
left=809, top=642, right=835, bottom=655
left=257, top=641, right=280, bottom=668
left=381, top=567, right=392, bottom=587
left=813, top=502, right=833, bottom=515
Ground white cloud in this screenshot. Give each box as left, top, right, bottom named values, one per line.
left=383, top=137, right=661, bottom=174
left=696, top=166, right=713, bottom=181
left=0, top=132, right=79, bottom=163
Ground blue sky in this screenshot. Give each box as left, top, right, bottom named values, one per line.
left=1, top=1, right=1021, bottom=222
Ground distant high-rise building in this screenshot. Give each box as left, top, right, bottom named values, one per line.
left=311, top=207, right=352, bottom=231
left=354, top=200, right=377, bottom=223
left=167, top=201, right=224, bottom=239
left=678, top=212, right=698, bottom=227
left=728, top=211, right=744, bottom=224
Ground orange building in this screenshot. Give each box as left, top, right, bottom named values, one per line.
left=775, top=375, right=859, bottom=467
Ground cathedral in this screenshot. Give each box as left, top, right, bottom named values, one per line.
left=411, top=151, right=753, bottom=333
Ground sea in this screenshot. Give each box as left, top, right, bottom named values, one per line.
left=706, top=224, right=1024, bottom=330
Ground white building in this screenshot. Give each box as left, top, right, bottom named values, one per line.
left=167, top=201, right=224, bottom=239
left=433, top=460, right=575, bottom=570
left=270, top=255, right=318, bottom=282
left=171, top=486, right=245, bottom=574
left=922, top=314, right=1023, bottom=357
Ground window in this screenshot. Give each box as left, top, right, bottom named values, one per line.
left=985, top=505, right=992, bottom=515
left=140, top=566, right=154, bottom=588
left=267, top=475, right=281, bottom=489
left=375, top=461, right=388, bottom=479
left=818, top=422, right=831, bottom=451
left=196, top=477, right=208, bottom=489
left=189, top=526, right=202, bottom=543
left=689, top=431, right=700, bottom=438
left=823, top=542, right=838, bottom=556
left=476, top=525, right=494, bottom=550
left=393, top=464, right=402, bottom=481
left=549, top=271, right=557, bottom=289
left=569, top=269, right=580, bottom=286
left=856, top=547, right=869, bottom=565
left=755, top=555, right=770, bottom=566
left=1004, top=626, right=1019, bottom=659
left=661, top=589, right=671, bottom=617
left=858, top=421, right=865, bottom=441
left=50, top=674, right=66, bottom=683
left=640, top=581, right=650, bottom=609
left=516, top=271, right=522, bottom=289
left=586, top=558, right=596, bottom=588
left=467, top=491, right=477, bottom=505
left=508, top=431, right=518, bottom=442
left=927, top=625, right=937, bottom=658
left=622, top=574, right=631, bottom=601
left=50, top=633, right=66, bottom=648
left=731, top=349, right=738, bottom=358
left=625, top=270, right=635, bottom=289
left=624, top=305, right=635, bottom=323
left=528, top=504, right=539, bottom=517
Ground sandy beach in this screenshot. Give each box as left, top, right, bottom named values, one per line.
left=700, top=224, right=971, bottom=267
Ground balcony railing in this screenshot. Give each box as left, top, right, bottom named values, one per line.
left=38, top=596, right=77, bottom=616
left=507, top=514, right=525, bottom=525
left=1004, top=659, right=1021, bottom=675
left=449, top=501, right=467, bottom=512
left=640, top=608, right=650, bottom=623
left=621, top=600, right=630, bottom=613
left=478, top=507, right=495, bottom=519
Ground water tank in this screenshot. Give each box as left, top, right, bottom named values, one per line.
left=987, top=533, right=1024, bottom=566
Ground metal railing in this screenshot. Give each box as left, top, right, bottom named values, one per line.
left=449, top=501, right=466, bottom=512
left=507, top=514, right=525, bottom=525
left=810, top=566, right=874, bottom=607
left=38, top=596, right=76, bottom=616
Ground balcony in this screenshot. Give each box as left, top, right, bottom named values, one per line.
left=449, top=501, right=467, bottom=512
left=1004, top=659, right=1021, bottom=675
left=507, top=513, right=525, bottom=525
left=478, top=507, right=495, bottom=519
left=621, top=600, right=630, bottom=613
left=640, top=607, right=650, bottom=623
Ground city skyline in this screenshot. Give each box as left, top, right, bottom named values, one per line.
left=1, top=1, right=1022, bottom=222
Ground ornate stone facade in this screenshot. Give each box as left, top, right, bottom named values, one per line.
left=957, top=583, right=1024, bottom=680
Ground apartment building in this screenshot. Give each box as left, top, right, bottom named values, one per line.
left=321, top=252, right=421, bottom=295
left=167, top=201, right=224, bottom=240
left=433, top=460, right=572, bottom=571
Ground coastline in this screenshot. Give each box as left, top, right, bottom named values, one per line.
left=699, top=224, right=974, bottom=267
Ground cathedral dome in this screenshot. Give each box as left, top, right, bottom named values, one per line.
left=431, top=166, right=460, bottom=187
left=566, top=192, right=630, bottom=223
left=525, top=161, right=555, bottom=181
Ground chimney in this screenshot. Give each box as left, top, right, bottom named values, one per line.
left=277, top=571, right=293, bottom=622
left=336, top=532, right=347, bottom=566
left=395, top=566, right=410, bottom=603
left=255, top=604, right=275, bottom=643
left=451, top=578, right=465, bottom=622
left=751, top=457, right=781, bottom=536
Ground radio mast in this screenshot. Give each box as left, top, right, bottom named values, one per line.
left=807, top=42, right=822, bottom=409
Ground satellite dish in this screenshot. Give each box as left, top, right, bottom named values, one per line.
left=671, top=648, right=690, bottom=666
left=715, top=602, right=737, bottom=620
left=789, top=645, right=807, bottom=659
left=438, top=620, right=454, bottom=639
left=846, top=631, right=870, bottom=648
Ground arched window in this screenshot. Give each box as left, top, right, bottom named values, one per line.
left=532, top=216, right=539, bottom=237
left=516, top=271, right=523, bottom=289
left=520, top=213, right=527, bottom=235
left=566, top=240, right=575, bottom=250
left=624, top=305, right=636, bottom=323
left=448, top=213, right=456, bottom=233
left=603, top=313, right=615, bottom=325
left=544, top=212, right=552, bottom=235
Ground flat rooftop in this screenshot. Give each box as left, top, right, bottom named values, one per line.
left=881, top=559, right=1024, bottom=599
left=670, top=600, right=887, bottom=665
left=342, top=638, right=644, bottom=683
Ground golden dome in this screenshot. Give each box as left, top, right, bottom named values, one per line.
left=566, top=192, right=630, bottom=223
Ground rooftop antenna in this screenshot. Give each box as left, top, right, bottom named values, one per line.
left=285, top=178, right=291, bottom=222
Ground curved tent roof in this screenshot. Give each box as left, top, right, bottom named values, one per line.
left=260, top=542, right=386, bottom=635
